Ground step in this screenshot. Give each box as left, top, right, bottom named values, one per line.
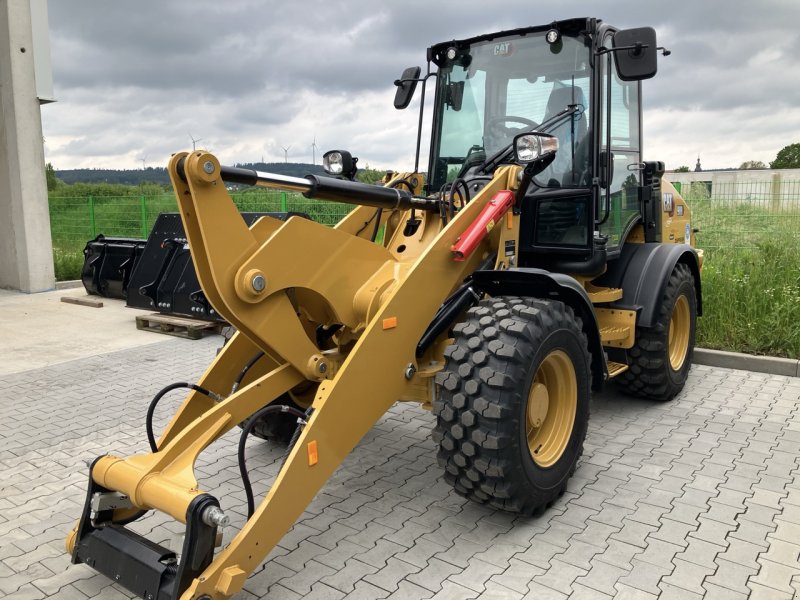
left=599, top=325, right=631, bottom=344
left=607, top=361, right=630, bottom=379
left=586, top=285, right=623, bottom=303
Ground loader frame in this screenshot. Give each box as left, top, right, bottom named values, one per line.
left=68, top=151, right=526, bottom=600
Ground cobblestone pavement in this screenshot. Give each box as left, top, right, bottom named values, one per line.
left=1, top=335, right=799, bottom=599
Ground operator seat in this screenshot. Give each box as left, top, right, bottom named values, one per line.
left=543, top=85, right=588, bottom=186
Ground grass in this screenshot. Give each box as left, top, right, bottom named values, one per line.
left=696, top=242, right=800, bottom=357
left=48, top=183, right=800, bottom=358
left=688, top=187, right=800, bottom=358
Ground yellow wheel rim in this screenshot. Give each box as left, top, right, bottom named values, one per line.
left=668, top=295, right=690, bottom=371
left=526, top=350, right=577, bottom=468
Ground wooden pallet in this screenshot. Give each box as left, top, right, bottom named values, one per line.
left=135, top=313, right=224, bottom=340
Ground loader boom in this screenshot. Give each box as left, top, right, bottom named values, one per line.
left=67, top=150, right=522, bottom=600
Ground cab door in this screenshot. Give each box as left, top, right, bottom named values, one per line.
left=598, top=33, right=643, bottom=250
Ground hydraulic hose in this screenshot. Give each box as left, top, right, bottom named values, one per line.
left=238, top=404, right=309, bottom=518
left=231, top=352, right=266, bottom=394
left=146, top=382, right=224, bottom=452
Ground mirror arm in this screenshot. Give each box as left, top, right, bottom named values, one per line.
left=412, top=72, right=438, bottom=174
left=597, top=43, right=670, bottom=58
left=595, top=43, right=649, bottom=57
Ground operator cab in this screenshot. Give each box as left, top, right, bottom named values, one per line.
left=398, top=17, right=664, bottom=276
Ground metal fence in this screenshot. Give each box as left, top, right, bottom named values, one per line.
left=48, top=180, right=800, bottom=279
left=672, top=180, right=800, bottom=250
left=48, top=190, right=352, bottom=254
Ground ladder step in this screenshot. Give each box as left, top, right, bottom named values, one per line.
left=599, top=325, right=631, bottom=343
left=586, top=285, right=623, bottom=303
left=607, top=361, right=630, bottom=379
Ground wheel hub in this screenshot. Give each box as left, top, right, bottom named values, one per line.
left=668, top=295, right=690, bottom=371
left=526, top=350, right=577, bottom=468
left=527, top=383, right=549, bottom=428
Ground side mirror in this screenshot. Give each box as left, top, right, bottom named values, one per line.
left=613, top=27, right=658, bottom=81
left=394, top=66, right=421, bottom=110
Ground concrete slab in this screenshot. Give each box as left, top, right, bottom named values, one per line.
left=0, top=287, right=162, bottom=376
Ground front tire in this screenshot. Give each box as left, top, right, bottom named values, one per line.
left=433, top=297, right=591, bottom=515
left=616, top=262, right=697, bottom=401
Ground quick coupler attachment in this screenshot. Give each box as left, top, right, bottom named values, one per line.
left=69, top=458, right=223, bottom=600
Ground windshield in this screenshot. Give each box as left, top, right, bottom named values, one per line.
left=429, top=31, right=591, bottom=192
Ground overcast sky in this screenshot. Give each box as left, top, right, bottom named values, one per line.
left=41, top=0, right=800, bottom=173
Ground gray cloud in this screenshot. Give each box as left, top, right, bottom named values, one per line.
left=42, top=0, right=800, bottom=171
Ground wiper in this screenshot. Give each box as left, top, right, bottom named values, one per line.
left=476, top=104, right=582, bottom=175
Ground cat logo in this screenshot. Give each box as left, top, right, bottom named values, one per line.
left=494, top=42, right=513, bottom=56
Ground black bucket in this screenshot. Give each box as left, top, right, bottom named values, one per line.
left=126, top=212, right=307, bottom=321
left=81, top=236, right=146, bottom=299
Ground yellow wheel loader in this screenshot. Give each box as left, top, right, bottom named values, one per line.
left=66, top=17, right=702, bottom=600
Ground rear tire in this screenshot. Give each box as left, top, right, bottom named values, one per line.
left=433, top=297, right=591, bottom=515
left=616, top=262, right=697, bottom=401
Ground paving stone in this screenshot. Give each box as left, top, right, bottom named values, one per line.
left=750, top=557, right=798, bottom=595
left=407, top=558, right=463, bottom=593
left=520, top=580, right=569, bottom=599
left=704, top=557, right=758, bottom=595
left=593, top=538, right=640, bottom=571
left=447, top=557, right=505, bottom=593
left=747, top=581, right=795, bottom=599
left=489, top=558, right=544, bottom=594
left=428, top=580, right=477, bottom=600
left=318, top=558, right=377, bottom=594
left=530, top=558, right=586, bottom=596
left=479, top=581, right=524, bottom=599
left=514, top=539, right=563, bottom=569
left=612, top=582, right=659, bottom=599
left=574, top=558, right=628, bottom=596
left=363, top=556, right=421, bottom=593
left=616, top=558, right=672, bottom=595
left=702, top=581, right=750, bottom=600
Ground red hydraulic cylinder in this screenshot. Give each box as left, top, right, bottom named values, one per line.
left=451, top=190, right=515, bottom=261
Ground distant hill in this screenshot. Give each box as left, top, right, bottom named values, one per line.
left=55, top=162, right=327, bottom=186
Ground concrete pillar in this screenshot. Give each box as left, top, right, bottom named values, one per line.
left=0, top=0, right=55, bottom=292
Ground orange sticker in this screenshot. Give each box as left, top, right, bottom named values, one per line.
left=307, top=440, right=318, bottom=466
left=382, top=316, right=398, bottom=329
left=506, top=212, right=514, bottom=228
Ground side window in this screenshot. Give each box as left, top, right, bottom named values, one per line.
left=600, top=39, right=642, bottom=247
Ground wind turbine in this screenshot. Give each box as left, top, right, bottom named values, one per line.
left=281, top=145, right=291, bottom=164
left=189, top=134, right=203, bottom=151
left=139, top=155, right=148, bottom=170
left=311, top=136, right=318, bottom=166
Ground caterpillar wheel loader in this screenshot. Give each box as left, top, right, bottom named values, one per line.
left=66, top=17, right=702, bottom=600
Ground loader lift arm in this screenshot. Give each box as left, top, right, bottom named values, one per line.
left=67, top=150, right=522, bottom=600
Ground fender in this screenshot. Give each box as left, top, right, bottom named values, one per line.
left=598, top=243, right=702, bottom=328
left=471, top=268, right=606, bottom=390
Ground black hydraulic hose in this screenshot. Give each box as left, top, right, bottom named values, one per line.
left=231, top=352, right=265, bottom=394
left=146, top=382, right=224, bottom=452
left=238, top=405, right=309, bottom=518
left=370, top=208, right=383, bottom=242
left=447, top=178, right=470, bottom=219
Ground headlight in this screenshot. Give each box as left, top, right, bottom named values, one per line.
left=513, top=133, right=559, bottom=164
left=323, top=150, right=356, bottom=179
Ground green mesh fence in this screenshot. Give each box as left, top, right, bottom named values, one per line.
left=675, top=180, right=800, bottom=251
left=48, top=191, right=353, bottom=280
left=47, top=181, right=800, bottom=280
